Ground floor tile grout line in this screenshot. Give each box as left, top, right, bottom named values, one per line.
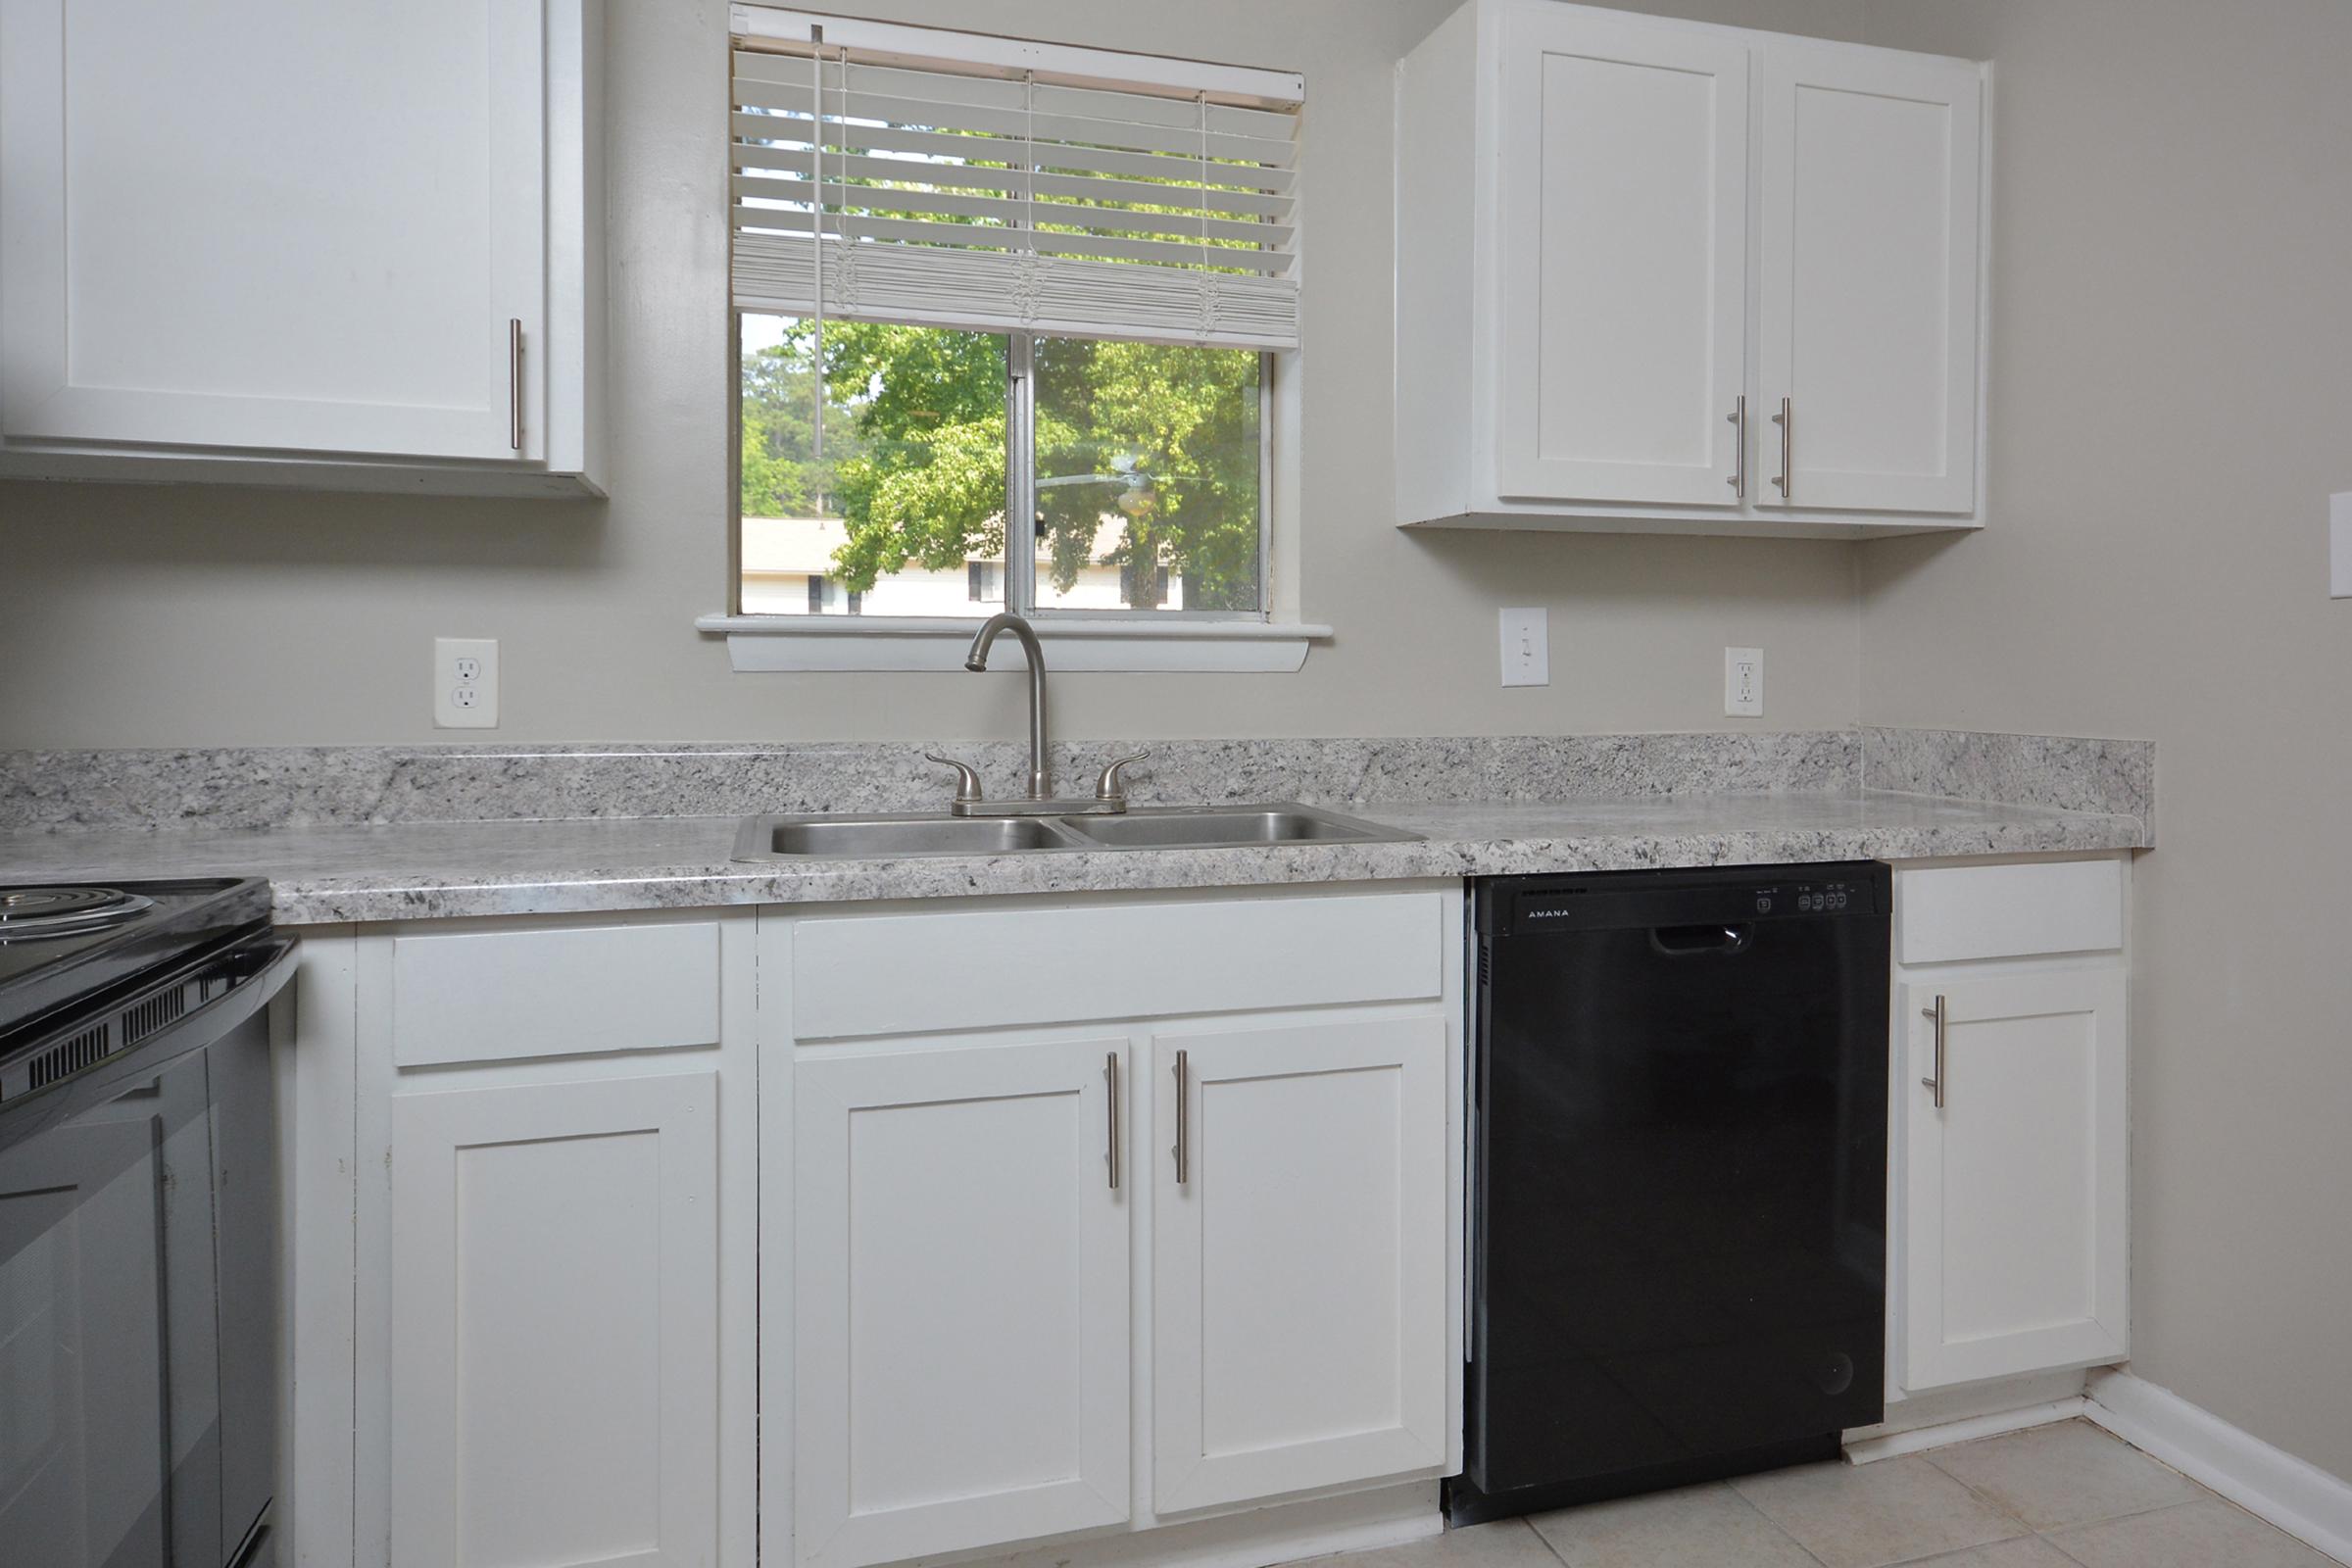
left=1924, top=1421, right=2260, bottom=1542
left=1717, top=1476, right=1838, bottom=1567
left=1511, top=1514, right=1577, bottom=1568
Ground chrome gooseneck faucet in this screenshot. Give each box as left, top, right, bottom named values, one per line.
left=925, top=612, right=1149, bottom=817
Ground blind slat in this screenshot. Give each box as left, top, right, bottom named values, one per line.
left=731, top=144, right=1297, bottom=220
left=730, top=78, right=1298, bottom=168
left=731, top=111, right=1297, bottom=194
left=733, top=232, right=1300, bottom=349
left=731, top=206, right=1297, bottom=274
left=730, top=173, right=1297, bottom=247
left=727, top=33, right=1301, bottom=349
left=731, top=50, right=1299, bottom=139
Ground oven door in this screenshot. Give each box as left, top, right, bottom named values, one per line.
left=0, top=936, right=292, bottom=1568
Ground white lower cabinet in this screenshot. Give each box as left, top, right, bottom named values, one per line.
left=1152, top=1017, right=1450, bottom=1513
left=770, top=886, right=1465, bottom=1568
left=791, top=1040, right=1133, bottom=1568
left=300, top=892, right=1456, bottom=1568
left=327, top=909, right=758, bottom=1568
left=1890, top=859, right=2131, bottom=1397
left=388, top=1072, right=721, bottom=1568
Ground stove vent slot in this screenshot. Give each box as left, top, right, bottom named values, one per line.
left=28, top=1023, right=113, bottom=1091
left=122, top=985, right=189, bottom=1047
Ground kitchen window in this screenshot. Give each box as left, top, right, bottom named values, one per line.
left=711, top=7, right=1321, bottom=670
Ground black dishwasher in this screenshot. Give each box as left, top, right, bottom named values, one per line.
left=1452, top=862, right=1891, bottom=1524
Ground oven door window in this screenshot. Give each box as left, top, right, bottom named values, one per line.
left=0, top=1046, right=226, bottom=1567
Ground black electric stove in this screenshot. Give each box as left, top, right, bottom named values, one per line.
left=0, top=875, right=293, bottom=1567
left=0, top=876, right=271, bottom=1043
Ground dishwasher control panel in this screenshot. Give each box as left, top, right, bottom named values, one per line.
left=1495, top=863, right=1887, bottom=935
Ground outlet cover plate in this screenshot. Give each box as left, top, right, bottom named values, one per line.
left=1500, top=608, right=1549, bottom=687
left=434, top=637, right=499, bottom=729
left=1725, top=647, right=1764, bottom=716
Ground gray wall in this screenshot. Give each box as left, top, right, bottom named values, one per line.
left=0, top=0, right=1868, bottom=749
left=1859, top=0, right=2352, bottom=1484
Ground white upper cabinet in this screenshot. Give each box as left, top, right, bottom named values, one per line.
left=1757, top=43, right=1981, bottom=514
left=1492, top=13, right=1748, bottom=508
left=0, top=0, right=605, bottom=495
left=1396, top=0, right=1986, bottom=538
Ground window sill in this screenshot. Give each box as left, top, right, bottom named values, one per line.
left=696, top=614, right=1333, bottom=672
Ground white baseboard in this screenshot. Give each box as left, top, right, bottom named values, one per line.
left=1846, top=1396, right=2088, bottom=1465
left=2085, top=1369, right=2352, bottom=1564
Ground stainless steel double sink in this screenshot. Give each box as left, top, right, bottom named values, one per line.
left=732, top=803, right=1420, bottom=861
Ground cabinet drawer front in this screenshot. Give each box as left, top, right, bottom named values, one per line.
left=1898, top=859, right=2123, bottom=964
left=390, top=920, right=722, bottom=1067
left=790, top=893, right=1445, bottom=1041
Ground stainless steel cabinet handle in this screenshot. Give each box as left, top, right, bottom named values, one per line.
left=1104, top=1052, right=1121, bottom=1192
left=1770, top=395, right=1791, bottom=498
left=1728, top=395, right=1746, bottom=499
left=508, top=318, right=524, bottom=452
left=1172, top=1049, right=1190, bottom=1186
left=1921, top=995, right=1948, bottom=1109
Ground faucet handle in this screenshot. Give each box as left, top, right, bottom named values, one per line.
left=923, top=753, right=985, bottom=806
left=1094, top=750, right=1152, bottom=804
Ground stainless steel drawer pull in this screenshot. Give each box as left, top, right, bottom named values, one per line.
left=1922, top=995, right=1948, bottom=1109
left=1771, top=395, right=1791, bottom=498
left=1104, top=1052, right=1121, bottom=1191
left=508, top=318, right=524, bottom=452
left=1728, top=395, right=1747, bottom=499
left=1172, top=1049, right=1190, bottom=1186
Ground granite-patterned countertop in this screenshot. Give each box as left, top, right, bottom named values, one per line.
left=0, top=790, right=2147, bottom=925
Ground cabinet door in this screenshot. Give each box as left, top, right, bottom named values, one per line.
left=1757, top=44, right=1981, bottom=513
left=0, top=0, right=546, bottom=462
left=1899, top=971, right=2127, bottom=1392
left=794, top=1041, right=1130, bottom=1568
left=389, top=1071, right=719, bottom=1568
left=1492, top=12, right=1748, bottom=507
left=1152, top=1015, right=1448, bottom=1513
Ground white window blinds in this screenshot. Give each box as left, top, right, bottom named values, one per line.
left=728, top=9, right=1303, bottom=350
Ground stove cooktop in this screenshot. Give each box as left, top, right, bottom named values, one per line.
left=0, top=877, right=273, bottom=1042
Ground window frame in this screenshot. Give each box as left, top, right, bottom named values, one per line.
left=710, top=4, right=1322, bottom=670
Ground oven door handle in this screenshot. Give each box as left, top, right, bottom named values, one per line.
left=0, top=934, right=298, bottom=1150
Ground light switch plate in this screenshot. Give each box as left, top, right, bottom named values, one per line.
left=1499, top=608, right=1548, bottom=687
left=1725, top=647, right=1764, bottom=716
left=434, top=637, right=499, bottom=728
left=2332, top=493, right=2352, bottom=599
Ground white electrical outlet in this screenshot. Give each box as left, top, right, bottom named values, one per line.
left=434, top=637, right=499, bottom=728
left=1725, top=647, right=1763, bottom=716
left=1499, top=608, right=1549, bottom=687
left=2332, top=492, right=2352, bottom=599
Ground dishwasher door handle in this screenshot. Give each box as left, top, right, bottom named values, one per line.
left=1650, top=924, right=1751, bottom=956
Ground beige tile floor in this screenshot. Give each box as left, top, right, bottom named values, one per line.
left=1308, top=1421, right=2344, bottom=1568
